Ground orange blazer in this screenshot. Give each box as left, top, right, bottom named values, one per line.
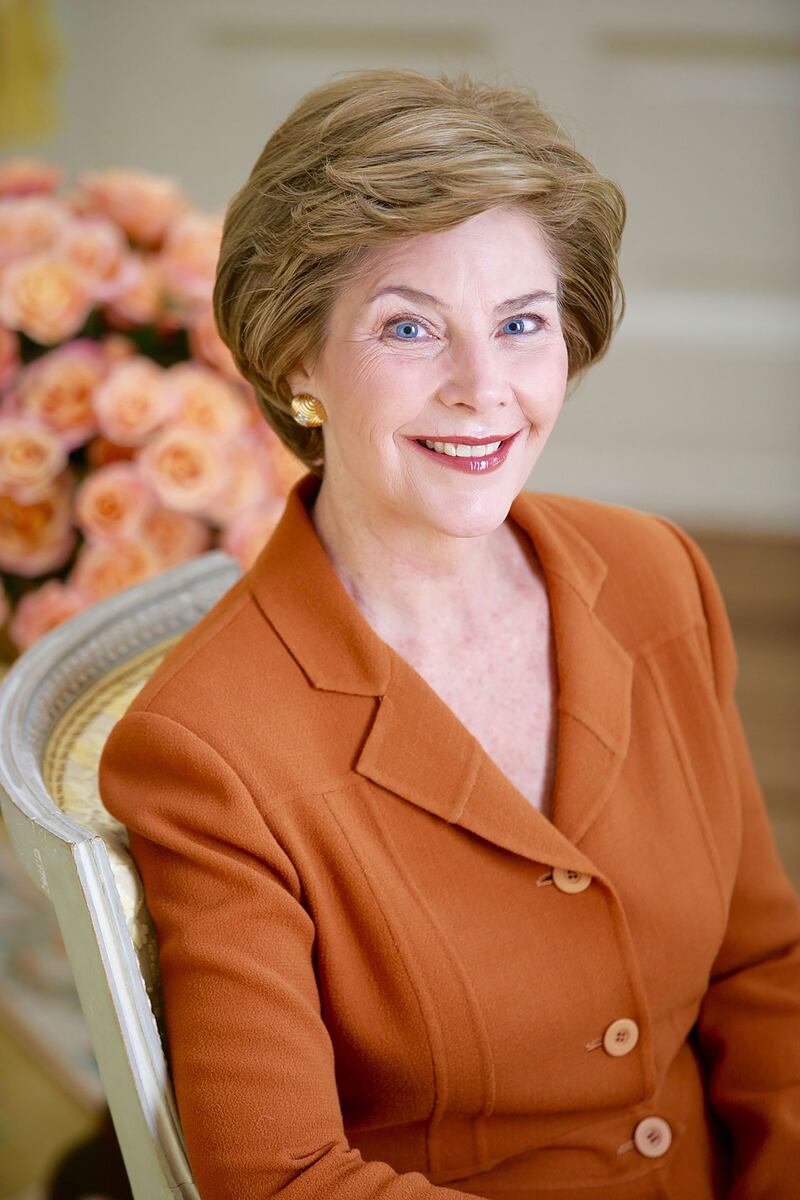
left=99, top=471, right=800, bottom=1199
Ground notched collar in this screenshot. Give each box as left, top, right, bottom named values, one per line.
left=247, top=472, right=633, bottom=864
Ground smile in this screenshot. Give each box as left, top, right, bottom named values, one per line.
left=406, top=429, right=522, bottom=474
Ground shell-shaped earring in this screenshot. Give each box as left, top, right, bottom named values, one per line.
left=290, top=394, right=327, bottom=427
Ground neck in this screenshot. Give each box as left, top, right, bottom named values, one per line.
left=308, top=474, right=525, bottom=652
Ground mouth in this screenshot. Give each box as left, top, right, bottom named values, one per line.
left=406, top=429, right=523, bottom=472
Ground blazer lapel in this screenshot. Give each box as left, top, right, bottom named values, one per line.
left=248, top=473, right=633, bottom=873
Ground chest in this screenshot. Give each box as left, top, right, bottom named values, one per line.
left=399, top=597, right=559, bottom=818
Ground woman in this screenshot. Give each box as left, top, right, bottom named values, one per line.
left=98, top=68, right=800, bottom=1198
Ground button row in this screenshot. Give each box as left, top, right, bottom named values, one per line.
left=547, top=866, right=669, bottom=1160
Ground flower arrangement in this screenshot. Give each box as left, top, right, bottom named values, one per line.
left=0, top=158, right=306, bottom=660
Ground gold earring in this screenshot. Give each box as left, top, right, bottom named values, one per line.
left=290, top=394, right=327, bottom=427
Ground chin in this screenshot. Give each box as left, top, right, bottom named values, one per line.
left=417, top=489, right=516, bottom=539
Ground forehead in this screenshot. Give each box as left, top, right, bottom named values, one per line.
left=354, top=207, right=558, bottom=297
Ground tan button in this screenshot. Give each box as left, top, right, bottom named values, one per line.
left=633, top=1116, right=672, bottom=1158
left=552, top=867, right=592, bottom=894
left=603, top=1017, right=639, bottom=1057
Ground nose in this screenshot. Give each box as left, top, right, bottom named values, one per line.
left=435, top=335, right=510, bottom=415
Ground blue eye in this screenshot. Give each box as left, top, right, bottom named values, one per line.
left=391, top=320, right=423, bottom=340
left=502, top=315, right=541, bottom=335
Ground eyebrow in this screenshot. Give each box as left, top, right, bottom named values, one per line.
left=366, top=284, right=560, bottom=312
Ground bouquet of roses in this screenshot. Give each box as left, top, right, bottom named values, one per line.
left=0, top=158, right=304, bottom=660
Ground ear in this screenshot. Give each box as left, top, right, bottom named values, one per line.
left=285, top=360, right=313, bottom=395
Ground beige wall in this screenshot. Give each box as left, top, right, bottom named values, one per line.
left=9, top=0, right=799, bottom=529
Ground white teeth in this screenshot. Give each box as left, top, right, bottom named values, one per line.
left=422, top=439, right=502, bottom=458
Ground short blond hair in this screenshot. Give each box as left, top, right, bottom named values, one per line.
left=213, top=67, right=626, bottom=478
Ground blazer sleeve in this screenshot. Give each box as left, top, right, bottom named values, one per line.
left=98, top=707, right=485, bottom=1200
left=655, top=517, right=800, bottom=1192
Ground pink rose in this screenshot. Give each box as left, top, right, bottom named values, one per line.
left=187, top=305, right=242, bottom=381
left=142, top=506, right=211, bottom=568
left=0, top=325, right=21, bottom=390
left=137, top=425, right=229, bottom=514
left=56, top=216, right=139, bottom=302
left=156, top=211, right=223, bottom=312
left=0, top=415, right=68, bottom=502
left=74, top=169, right=190, bottom=249
left=14, top=340, right=106, bottom=450
left=202, top=435, right=273, bottom=526
left=0, top=195, right=72, bottom=266
left=0, top=159, right=64, bottom=199
left=8, top=579, right=88, bottom=652
left=68, top=535, right=161, bottom=603
left=0, top=252, right=93, bottom=345
left=93, top=357, right=174, bottom=446
left=103, top=253, right=163, bottom=328
left=164, top=362, right=247, bottom=439
left=220, top=500, right=286, bottom=571
left=74, top=460, right=156, bottom=542
left=0, top=471, right=77, bottom=576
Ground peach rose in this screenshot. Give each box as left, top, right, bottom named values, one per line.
left=74, top=169, right=190, bottom=249
left=15, top=340, right=105, bottom=450
left=102, top=253, right=163, bottom=329
left=220, top=500, right=286, bottom=571
left=0, top=416, right=68, bottom=502
left=93, top=357, right=174, bottom=446
left=8, top=579, right=88, bottom=652
left=74, top=461, right=156, bottom=542
left=0, top=325, right=21, bottom=390
left=0, top=159, right=64, bottom=199
left=56, top=216, right=139, bottom=302
left=156, top=210, right=222, bottom=311
left=164, top=362, right=247, bottom=440
left=142, top=506, right=211, bottom=568
left=0, top=471, right=77, bottom=576
left=202, top=435, right=273, bottom=526
left=187, top=305, right=242, bottom=381
left=137, top=425, right=229, bottom=514
left=69, top=535, right=162, bottom=603
left=0, top=195, right=72, bottom=266
left=0, top=252, right=93, bottom=345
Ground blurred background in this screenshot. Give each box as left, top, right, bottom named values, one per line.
left=0, top=1, right=797, bottom=1197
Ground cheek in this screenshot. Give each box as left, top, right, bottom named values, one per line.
left=516, top=337, right=569, bottom=399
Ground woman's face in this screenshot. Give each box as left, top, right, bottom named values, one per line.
left=287, top=205, right=570, bottom=538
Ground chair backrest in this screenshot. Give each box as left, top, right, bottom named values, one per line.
left=0, top=549, right=242, bottom=1200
